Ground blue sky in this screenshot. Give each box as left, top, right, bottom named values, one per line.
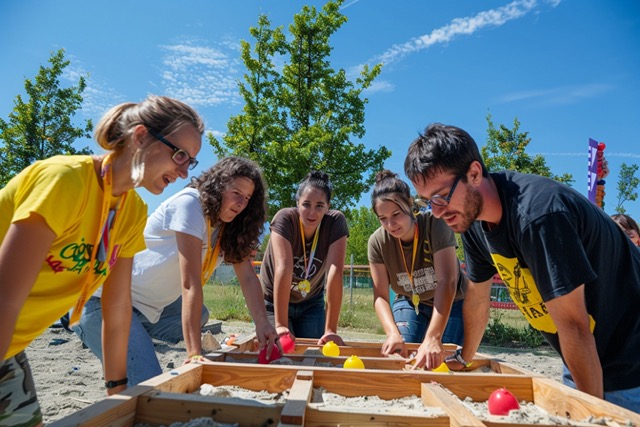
left=1, top=0, right=639, bottom=220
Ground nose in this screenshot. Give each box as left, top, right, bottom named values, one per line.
left=430, top=204, right=445, bottom=218
left=177, top=163, right=189, bottom=179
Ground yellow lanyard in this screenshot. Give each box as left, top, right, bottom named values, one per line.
left=70, top=155, right=126, bottom=326
left=201, top=222, right=224, bottom=285
left=298, top=216, right=321, bottom=282
left=397, top=224, right=421, bottom=313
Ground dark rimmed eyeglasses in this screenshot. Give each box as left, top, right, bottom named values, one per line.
left=147, top=128, right=198, bottom=170
left=415, top=176, right=461, bottom=209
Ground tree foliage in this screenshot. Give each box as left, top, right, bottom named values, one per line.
left=481, top=113, right=573, bottom=185
left=0, top=49, right=93, bottom=187
left=345, top=205, right=380, bottom=265
left=209, top=0, right=391, bottom=217
left=614, top=163, right=640, bottom=214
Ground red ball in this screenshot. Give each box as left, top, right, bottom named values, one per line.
left=258, top=345, right=282, bottom=364
left=279, top=334, right=295, bottom=354
left=488, top=387, right=520, bottom=415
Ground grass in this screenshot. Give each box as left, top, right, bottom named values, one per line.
left=203, top=279, right=546, bottom=348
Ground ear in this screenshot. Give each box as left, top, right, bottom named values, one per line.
left=132, top=125, right=148, bottom=148
left=466, top=161, right=484, bottom=187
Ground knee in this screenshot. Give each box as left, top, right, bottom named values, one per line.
left=201, top=305, right=210, bottom=327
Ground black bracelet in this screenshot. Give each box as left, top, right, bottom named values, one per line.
left=105, top=377, right=128, bottom=389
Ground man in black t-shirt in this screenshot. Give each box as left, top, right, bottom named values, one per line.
left=404, top=123, right=640, bottom=413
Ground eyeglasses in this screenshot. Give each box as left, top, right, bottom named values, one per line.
left=147, top=128, right=198, bottom=170
left=415, top=176, right=461, bottom=209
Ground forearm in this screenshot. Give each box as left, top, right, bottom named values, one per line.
left=546, top=285, right=603, bottom=398
left=101, top=310, right=130, bottom=381
left=561, top=331, right=603, bottom=397
left=237, top=263, right=270, bottom=326
left=324, top=274, right=343, bottom=334
left=181, top=287, right=204, bottom=357
left=425, top=283, right=456, bottom=344
left=373, top=296, right=401, bottom=338
left=460, top=280, right=491, bottom=361
left=272, top=268, right=292, bottom=329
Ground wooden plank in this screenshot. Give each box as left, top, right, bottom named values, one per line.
left=279, top=370, right=314, bottom=425
left=531, top=377, right=640, bottom=425
left=47, top=385, right=151, bottom=427
left=231, top=332, right=258, bottom=352
left=489, top=360, right=541, bottom=377
left=304, top=406, right=450, bottom=427
left=134, top=390, right=282, bottom=427
left=422, top=382, right=486, bottom=427
left=221, top=351, right=412, bottom=370
left=194, top=362, right=535, bottom=402
left=141, top=362, right=202, bottom=393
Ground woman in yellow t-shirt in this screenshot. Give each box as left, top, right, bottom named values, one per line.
left=0, top=95, right=204, bottom=427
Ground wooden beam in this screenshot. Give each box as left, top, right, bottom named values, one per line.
left=422, top=382, right=485, bottom=427
left=279, top=371, right=314, bottom=425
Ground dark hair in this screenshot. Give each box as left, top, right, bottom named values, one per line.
left=611, top=214, right=640, bottom=235
left=188, top=156, right=267, bottom=264
left=371, top=170, right=414, bottom=217
left=295, top=170, right=332, bottom=203
left=404, top=123, right=488, bottom=184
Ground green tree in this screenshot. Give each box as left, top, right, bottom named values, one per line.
left=209, top=0, right=390, bottom=217
left=482, top=113, right=573, bottom=185
left=614, top=163, right=640, bottom=214
left=345, top=206, right=380, bottom=265
left=0, top=49, right=93, bottom=187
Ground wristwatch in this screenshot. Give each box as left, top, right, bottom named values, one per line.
left=105, top=377, right=128, bottom=389
left=445, top=349, right=472, bottom=367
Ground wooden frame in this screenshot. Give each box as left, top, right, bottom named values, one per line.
left=50, top=360, right=640, bottom=427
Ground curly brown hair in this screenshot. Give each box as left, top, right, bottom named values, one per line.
left=188, top=156, right=267, bottom=264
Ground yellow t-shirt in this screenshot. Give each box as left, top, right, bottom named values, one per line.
left=0, top=155, right=147, bottom=358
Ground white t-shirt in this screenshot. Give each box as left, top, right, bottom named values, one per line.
left=96, top=187, right=222, bottom=323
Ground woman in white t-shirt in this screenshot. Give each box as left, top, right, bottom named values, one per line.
left=73, top=157, right=278, bottom=385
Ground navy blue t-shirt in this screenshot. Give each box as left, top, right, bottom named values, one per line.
left=463, top=171, right=640, bottom=392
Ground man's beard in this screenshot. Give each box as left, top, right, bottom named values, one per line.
left=450, top=185, right=483, bottom=233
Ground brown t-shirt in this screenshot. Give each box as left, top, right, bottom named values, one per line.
left=260, top=207, right=349, bottom=303
left=368, top=211, right=465, bottom=304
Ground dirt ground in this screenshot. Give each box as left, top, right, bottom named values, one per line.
left=27, top=320, right=563, bottom=424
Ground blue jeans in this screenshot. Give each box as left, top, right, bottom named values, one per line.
left=562, top=365, right=640, bottom=412
left=72, top=296, right=209, bottom=386
left=265, top=292, right=325, bottom=339
left=392, top=295, right=464, bottom=345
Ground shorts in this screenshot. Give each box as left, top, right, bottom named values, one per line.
left=0, top=351, right=43, bottom=427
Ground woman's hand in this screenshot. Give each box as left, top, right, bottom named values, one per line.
left=381, top=333, right=406, bottom=357
left=183, top=354, right=211, bottom=365
left=410, top=338, right=444, bottom=370
left=256, top=319, right=281, bottom=357
left=317, top=332, right=345, bottom=346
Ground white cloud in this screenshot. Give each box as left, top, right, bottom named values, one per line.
left=363, top=80, right=394, bottom=95
left=63, top=59, right=125, bottom=119
left=208, top=129, right=225, bottom=139
left=159, top=38, right=242, bottom=107
left=498, top=83, right=612, bottom=105
left=372, top=0, right=542, bottom=66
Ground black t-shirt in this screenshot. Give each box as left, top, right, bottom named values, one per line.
left=463, top=171, right=640, bottom=392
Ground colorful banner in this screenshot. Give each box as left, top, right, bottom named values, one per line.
left=587, top=138, right=598, bottom=203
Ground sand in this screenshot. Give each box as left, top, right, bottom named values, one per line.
left=27, top=320, right=564, bottom=424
